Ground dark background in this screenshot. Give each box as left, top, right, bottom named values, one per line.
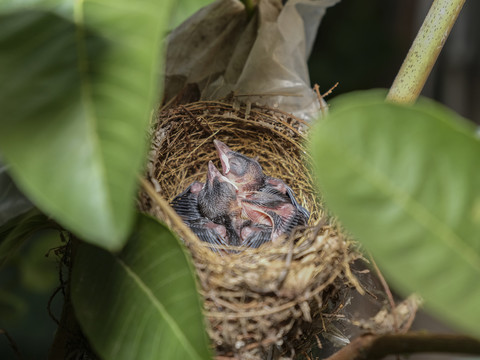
left=309, top=0, right=480, bottom=125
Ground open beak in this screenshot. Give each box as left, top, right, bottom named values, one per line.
left=207, top=160, right=238, bottom=190
left=207, top=161, right=221, bottom=184
left=213, top=140, right=231, bottom=175
left=221, top=175, right=238, bottom=190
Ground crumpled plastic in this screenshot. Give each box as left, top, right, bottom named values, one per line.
left=164, top=0, right=340, bottom=121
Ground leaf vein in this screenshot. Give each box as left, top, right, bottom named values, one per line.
left=328, top=131, right=480, bottom=273
left=117, top=257, right=202, bottom=360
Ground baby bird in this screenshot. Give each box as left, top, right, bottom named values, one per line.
left=214, top=139, right=310, bottom=224
left=240, top=222, right=272, bottom=248
left=188, top=219, right=229, bottom=249
left=197, top=161, right=242, bottom=246
left=170, top=181, right=204, bottom=222
left=214, top=140, right=264, bottom=193
left=241, top=191, right=303, bottom=243
left=171, top=181, right=228, bottom=249
left=172, top=140, right=311, bottom=250
left=261, top=177, right=310, bottom=223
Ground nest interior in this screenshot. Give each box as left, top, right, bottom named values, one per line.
left=139, top=101, right=360, bottom=359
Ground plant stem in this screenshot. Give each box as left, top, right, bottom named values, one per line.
left=387, top=0, right=466, bottom=104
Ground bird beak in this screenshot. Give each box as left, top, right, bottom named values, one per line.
left=213, top=140, right=231, bottom=175
left=207, top=160, right=238, bottom=190
left=222, top=175, right=238, bottom=190
left=207, top=161, right=221, bottom=184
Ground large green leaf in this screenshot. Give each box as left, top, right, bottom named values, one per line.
left=0, top=0, right=174, bottom=250
left=309, top=90, right=480, bottom=337
left=71, top=214, right=212, bottom=360
left=0, top=0, right=70, bottom=11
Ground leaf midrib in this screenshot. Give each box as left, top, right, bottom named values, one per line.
left=73, top=0, right=115, bottom=236
left=117, top=257, right=203, bottom=360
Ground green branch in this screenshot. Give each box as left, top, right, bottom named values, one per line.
left=387, top=0, right=466, bottom=104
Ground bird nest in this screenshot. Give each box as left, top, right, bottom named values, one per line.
left=138, top=100, right=361, bottom=359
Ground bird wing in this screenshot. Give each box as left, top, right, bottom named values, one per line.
left=241, top=224, right=272, bottom=248
left=189, top=220, right=229, bottom=251
left=242, top=196, right=299, bottom=243
left=241, top=201, right=275, bottom=227
left=171, top=183, right=203, bottom=221
left=265, top=177, right=310, bottom=223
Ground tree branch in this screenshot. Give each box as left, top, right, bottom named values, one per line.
left=325, top=333, right=480, bottom=360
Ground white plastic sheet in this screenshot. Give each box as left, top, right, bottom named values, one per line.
left=164, top=0, right=340, bottom=120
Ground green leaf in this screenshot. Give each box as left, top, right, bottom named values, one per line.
left=309, top=90, right=480, bottom=337
left=71, top=214, right=212, bottom=360
left=0, top=209, right=52, bottom=267
left=0, top=0, right=174, bottom=250
left=0, top=0, right=70, bottom=12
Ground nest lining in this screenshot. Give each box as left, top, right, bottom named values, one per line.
left=139, top=100, right=360, bottom=359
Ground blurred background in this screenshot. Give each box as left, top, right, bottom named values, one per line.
left=0, top=230, right=63, bottom=359
left=1, top=0, right=479, bottom=359
left=309, top=0, right=480, bottom=125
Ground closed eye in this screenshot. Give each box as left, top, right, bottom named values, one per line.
left=230, top=158, right=246, bottom=175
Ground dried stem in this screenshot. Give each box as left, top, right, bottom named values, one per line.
left=369, top=253, right=398, bottom=332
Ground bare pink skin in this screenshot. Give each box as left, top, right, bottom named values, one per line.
left=190, top=181, right=204, bottom=194
left=265, top=177, right=287, bottom=193
left=204, top=222, right=227, bottom=239
left=240, top=226, right=254, bottom=241
left=241, top=199, right=296, bottom=243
